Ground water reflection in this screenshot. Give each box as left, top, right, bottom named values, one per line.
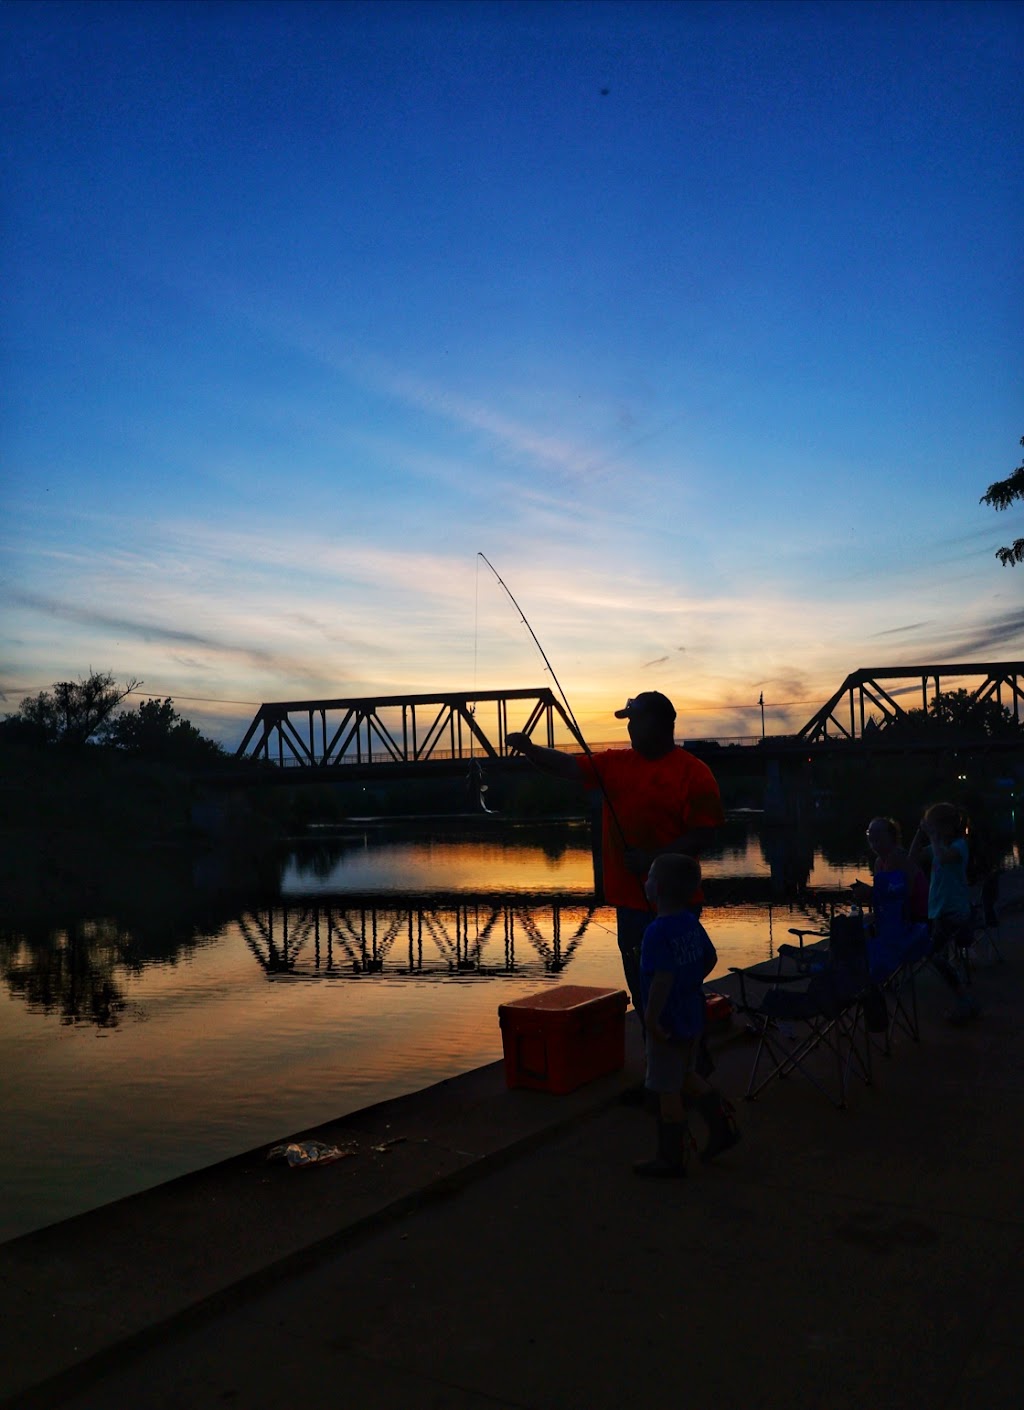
left=0, top=820, right=852, bottom=1026
left=0, top=817, right=887, bottom=1241
left=279, top=818, right=826, bottom=898
left=0, top=917, right=222, bottom=1028
left=0, top=922, right=130, bottom=1028
left=282, top=824, right=598, bottom=896
left=240, top=900, right=601, bottom=979
left=3, top=813, right=1011, bottom=1025
left=759, top=827, right=815, bottom=898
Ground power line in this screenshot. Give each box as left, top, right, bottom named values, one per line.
left=125, top=691, right=259, bottom=706
left=2, top=684, right=822, bottom=710
left=1, top=686, right=258, bottom=706
left=690, top=699, right=821, bottom=710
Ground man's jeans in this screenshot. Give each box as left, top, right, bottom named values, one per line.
left=615, top=906, right=650, bottom=1026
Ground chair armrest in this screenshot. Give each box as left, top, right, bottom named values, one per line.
left=786, top=927, right=828, bottom=949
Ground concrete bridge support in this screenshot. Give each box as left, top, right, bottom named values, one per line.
left=763, top=755, right=816, bottom=826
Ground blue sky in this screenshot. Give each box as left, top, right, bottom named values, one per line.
left=2, top=0, right=1022, bottom=746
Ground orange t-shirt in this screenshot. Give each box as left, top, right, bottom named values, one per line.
left=575, top=747, right=724, bottom=909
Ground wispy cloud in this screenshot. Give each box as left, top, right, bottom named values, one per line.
left=861, top=606, right=1024, bottom=665
left=9, top=588, right=280, bottom=665
left=232, top=295, right=622, bottom=491
left=947, top=608, right=1024, bottom=659
left=870, top=621, right=933, bottom=638
left=5, top=491, right=1020, bottom=748
left=358, top=356, right=601, bottom=481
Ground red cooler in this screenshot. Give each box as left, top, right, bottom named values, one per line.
left=498, top=984, right=628, bottom=1094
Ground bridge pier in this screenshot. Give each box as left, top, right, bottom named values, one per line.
left=762, top=755, right=815, bottom=826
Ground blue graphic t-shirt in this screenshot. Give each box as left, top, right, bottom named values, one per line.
left=639, top=911, right=717, bottom=1039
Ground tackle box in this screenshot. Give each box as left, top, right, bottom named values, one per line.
left=704, top=991, right=735, bottom=1027
left=498, top=984, right=628, bottom=1094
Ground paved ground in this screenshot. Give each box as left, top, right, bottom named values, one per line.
left=3, top=885, right=1022, bottom=1410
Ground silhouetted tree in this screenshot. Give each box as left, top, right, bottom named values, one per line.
left=101, top=696, right=224, bottom=760
left=2, top=670, right=139, bottom=747
left=891, top=688, right=1021, bottom=738
left=980, top=435, right=1024, bottom=565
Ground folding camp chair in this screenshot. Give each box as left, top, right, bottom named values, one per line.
left=867, top=921, right=931, bottom=1052
left=730, top=913, right=872, bottom=1109
left=966, top=871, right=1006, bottom=970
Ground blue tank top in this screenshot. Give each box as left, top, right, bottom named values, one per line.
left=928, top=837, right=970, bottom=921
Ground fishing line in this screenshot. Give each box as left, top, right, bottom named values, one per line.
left=472, top=554, right=480, bottom=712
left=476, top=551, right=629, bottom=848
left=477, top=553, right=581, bottom=734
left=466, top=555, right=494, bottom=814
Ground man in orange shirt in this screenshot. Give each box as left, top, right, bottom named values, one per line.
left=507, top=690, right=724, bottom=1031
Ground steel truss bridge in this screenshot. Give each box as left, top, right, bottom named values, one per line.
left=232, top=663, right=1023, bottom=774
left=796, top=661, right=1024, bottom=743
left=235, top=687, right=584, bottom=773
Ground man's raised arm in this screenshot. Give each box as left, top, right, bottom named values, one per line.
left=505, top=731, right=581, bottom=782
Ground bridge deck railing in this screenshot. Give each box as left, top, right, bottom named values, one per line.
left=253, top=736, right=765, bottom=768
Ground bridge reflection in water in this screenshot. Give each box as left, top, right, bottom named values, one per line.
left=239, top=895, right=602, bottom=980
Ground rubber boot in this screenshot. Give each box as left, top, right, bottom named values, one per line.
left=633, top=1118, right=689, bottom=1178
left=696, top=1092, right=741, bottom=1163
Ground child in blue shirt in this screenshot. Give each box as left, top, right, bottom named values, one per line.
left=910, top=802, right=979, bottom=1024
left=634, top=853, right=740, bottom=1177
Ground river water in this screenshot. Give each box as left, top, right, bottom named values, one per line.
left=0, top=816, right=876, bottom=1242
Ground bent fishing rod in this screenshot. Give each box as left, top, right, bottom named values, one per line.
left=476, top=551, right=629, bottom=849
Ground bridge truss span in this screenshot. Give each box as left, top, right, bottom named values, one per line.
left=795, top=661, right=1024, bottom=742
left=237, top=897, right=599, bottom=979
left=234, top=687, right=585, bottom=769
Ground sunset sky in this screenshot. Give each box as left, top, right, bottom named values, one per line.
left=2, top=0, right=1022, bottom=748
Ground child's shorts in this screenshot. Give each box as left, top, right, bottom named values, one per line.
left=644, top=1032, right=699, bottom=1093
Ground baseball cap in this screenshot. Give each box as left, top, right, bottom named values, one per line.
left=614, top=691, right=676, bottom=722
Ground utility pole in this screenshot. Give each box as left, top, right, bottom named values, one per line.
left=759, top=691, right=765, bottom=740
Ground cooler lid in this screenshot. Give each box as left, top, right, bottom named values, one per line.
left=498, top=984, right=625, bottom=1014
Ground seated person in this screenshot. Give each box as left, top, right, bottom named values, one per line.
left=851, top=816, right=929, bottom=982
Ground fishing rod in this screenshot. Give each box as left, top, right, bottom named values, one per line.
left=476, top=551, right=630, bottom=848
